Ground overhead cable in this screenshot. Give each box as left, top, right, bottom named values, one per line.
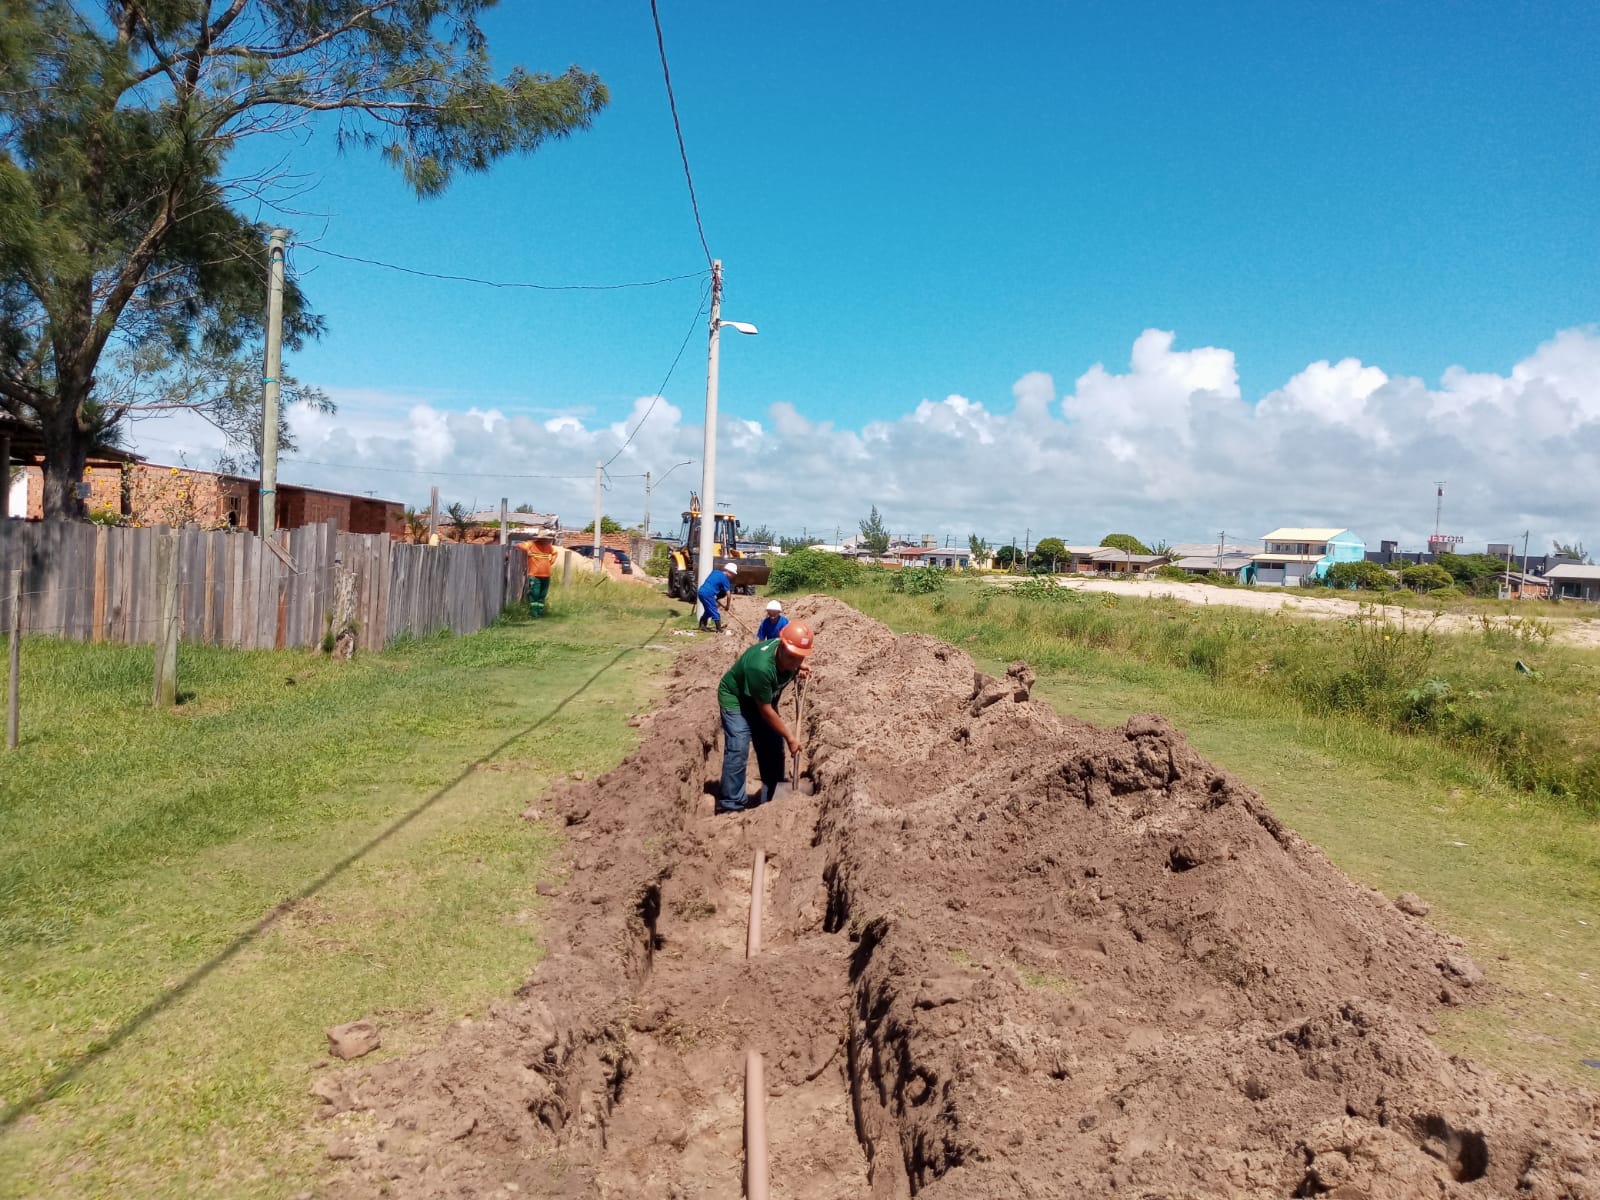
left=648, top=0, right=714, bottom=267
left=295, top=244, right=708, bottom=292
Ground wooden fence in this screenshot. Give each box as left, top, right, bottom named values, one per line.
left=0, top=520, right=527, bottom=652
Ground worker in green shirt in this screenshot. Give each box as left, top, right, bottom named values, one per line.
left=715, top=621, right=815, bottom=814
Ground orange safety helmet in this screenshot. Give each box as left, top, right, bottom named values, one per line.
left=778, top=621, right=815, bottom=657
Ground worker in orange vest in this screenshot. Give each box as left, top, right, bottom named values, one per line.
left=525, top=537, right=558, bottom=617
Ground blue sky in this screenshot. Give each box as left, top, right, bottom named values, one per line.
left=136, top=1, right=1600, bottom=546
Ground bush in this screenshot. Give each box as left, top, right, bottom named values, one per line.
left=646, top=542, right=673, bottom=578
left=1327, top=560, right=1397, bottom=591
left=1155, top=564, right=1191, bottom=582
left=891, top=566, right=947, bottom=594
left=1401, top=563, right=1455, bottom=592
left=767, top=547, right=862, bottom=594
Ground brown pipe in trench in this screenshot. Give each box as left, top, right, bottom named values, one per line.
left=744, top=1048, right=770, bottom=1200
left=746, top=848, right=765, bottom=958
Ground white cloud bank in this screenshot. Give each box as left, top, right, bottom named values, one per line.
left=127, top=327, right=1600, bottom=550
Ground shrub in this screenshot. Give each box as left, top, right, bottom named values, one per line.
left=1401, top=563, right=1454, bottom=592
left=1010, top=575, right=1080, bottom=602
left=891, top=566, right=947, bottom=594
left=1155, top=564, right=1191, bottom=582
left=1327, top=560, right=1397, bottom=591
left=646, top=542, right=673, bottom=578
left=768, top=547, right=862, bottom=593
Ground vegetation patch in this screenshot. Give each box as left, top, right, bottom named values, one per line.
left=0, top=578, right=680, bottom=1199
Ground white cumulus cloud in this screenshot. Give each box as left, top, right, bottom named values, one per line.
left=124, top=328, right=1600, bottom=551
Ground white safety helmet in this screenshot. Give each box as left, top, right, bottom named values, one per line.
left=723, top=562, right=739, bottom=575
left=766, top=600, right=783, bottom=612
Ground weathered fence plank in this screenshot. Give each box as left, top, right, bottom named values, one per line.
left=0, top=521, right=519, bottom=652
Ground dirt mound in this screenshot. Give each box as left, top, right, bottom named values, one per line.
left=313, top=597, right=1600, bottom=1199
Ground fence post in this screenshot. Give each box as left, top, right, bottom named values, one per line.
left=151, top=533, right=179, bottom=708
left=6, top=568, right=19, bottom=750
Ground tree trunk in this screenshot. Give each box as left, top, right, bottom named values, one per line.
left=40, top=388, right=91, bottom=522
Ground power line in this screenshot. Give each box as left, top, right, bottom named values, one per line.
left=648, top=0, right=713, bottom=267
left=294, top=244, right=708, bottom=292
left=278, top=455, right=646, bottom=481
left=603, top=277, right=710, bottom=469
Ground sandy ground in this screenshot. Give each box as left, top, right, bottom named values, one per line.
left=988, top=574, right=1600, bottom=648
left=311, top=597, right=1600, bottom=1198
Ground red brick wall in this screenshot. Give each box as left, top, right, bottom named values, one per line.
left=18, top=464, right=125, bottom=519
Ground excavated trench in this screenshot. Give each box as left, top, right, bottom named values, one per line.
left=317, top=597, right=1600, bottom=1200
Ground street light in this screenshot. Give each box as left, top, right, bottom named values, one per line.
left=643, top=459, right=694, bottom=537
left=696, top=260, right=758, bottom=618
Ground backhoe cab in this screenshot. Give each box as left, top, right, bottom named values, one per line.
left=666, top=493, right=770, bottom=602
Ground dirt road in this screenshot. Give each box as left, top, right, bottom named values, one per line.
left=315, top=597, right=1599, bottom=1198
left=989, top=574, right=1600, bottom=648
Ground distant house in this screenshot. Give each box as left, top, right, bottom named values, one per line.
left=895, top=546, right=971, bottom=569
left=1064, top=546, right=1167, bottom=575
left=1495, top=570, right=1552, bottom=600
left=1544, top=564, right=1600, bottom=602
left=1172, top=553, right=1254, bottom=582
left=1252, top=527, right=1365, bottom=585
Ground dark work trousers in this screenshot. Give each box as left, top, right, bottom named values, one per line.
left=716, top=705, right=787, bottom=813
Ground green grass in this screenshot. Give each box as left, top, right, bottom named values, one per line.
left=842, top=578, right=1600, bottom=808
left=843, top=583, right=1600, bottom=1089
left=0, top=574, right=686, bottom=1199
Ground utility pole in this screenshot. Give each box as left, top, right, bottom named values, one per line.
left=6, top=568, right=19, bottom=750
left=1521, top=530, right=1531, bottom=580
left=1217, top=530, right=1226, bottom=570
left=258, top=228, right=289, bottom=537
left=643, top=469, right=652, bottom=540
left=593, top=461, right=603, bottom=575
left=695, top=260, right=725, bottom=618
left=428, top=485, right=439, bottom=542
left=499, top=497, right=509, bottom=612
left=1433, top=482, right=1445, bottom=537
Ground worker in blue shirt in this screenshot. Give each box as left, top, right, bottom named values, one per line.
left=697, top=562, right=737, bottom=631
left=755, top=599, right=789, bottom=642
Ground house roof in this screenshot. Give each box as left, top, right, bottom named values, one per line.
left=1, top=412, right=144, bottom=463
left=1261, top=527, right=1346, bottom=541
left=470, top=509, right=558, bottom=527
left=1174, top=554, right=1253, bottom=571
left=1544, top=563, right=1600, bottom=581
left=1166, top=542, right=1261, bottom=558
left=1093, top=551, right=1165, bottom=564
left=1251, top=552, right=1326, bottom=563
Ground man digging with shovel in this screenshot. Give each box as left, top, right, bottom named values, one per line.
left=715, top=621, right=814, bottom=815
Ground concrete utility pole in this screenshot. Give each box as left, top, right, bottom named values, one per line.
left=1217, top=530, right=1226, bottom=570
left=499, top=496, right=509, bottom=611
left=428, top=485, right=439, bottom=541
left=1521, top=530, right=1531, bottom=580
left=258, top=228, right=289, bottom=537
left=695, top=261, right=725, bottom=615
left=642, top=469, right=651, bottom=540
left=592, top=461, right=603, bottom=574
left=694, top=262, right=759, bottom=618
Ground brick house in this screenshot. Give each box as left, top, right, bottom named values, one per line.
left=6, top=454, right=402, bottom=537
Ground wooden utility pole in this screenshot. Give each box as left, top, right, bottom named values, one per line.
left=6, top=569, right=19, bottom=750
left=258, top=228, right=289, bottom=537
left=151, top=534, right=179, bottom=708
left=499, top=497, right=509, bottom=612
